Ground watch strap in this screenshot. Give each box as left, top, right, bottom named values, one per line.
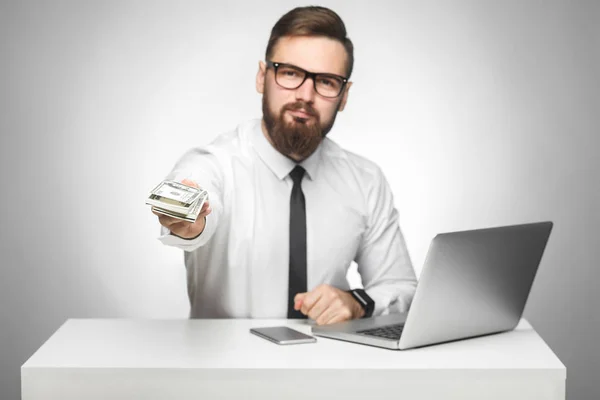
left=348, top=288, right=375, bottom=318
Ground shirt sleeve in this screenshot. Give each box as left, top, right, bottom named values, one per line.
left=354, top=166, right=417, bottom=316
left=156, top=146, right=224, bottom=253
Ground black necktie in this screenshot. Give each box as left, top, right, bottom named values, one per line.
left=288, top=166, right=307, bottom=319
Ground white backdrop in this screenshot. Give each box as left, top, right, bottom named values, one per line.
left=1, top=1, right=598, bottom=399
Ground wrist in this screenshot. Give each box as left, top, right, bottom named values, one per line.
left=170, top=217, right=206, bottom=240
left=347, top=288, right=375, bottom=319
left=354, top=300, right=366, bottom=319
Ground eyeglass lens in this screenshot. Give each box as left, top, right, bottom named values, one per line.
left=275, top=64, right=343, bottom=97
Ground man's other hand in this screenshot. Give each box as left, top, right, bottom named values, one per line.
left=294, top=284, right=365, bottom=325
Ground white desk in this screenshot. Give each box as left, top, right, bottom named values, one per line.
left=22, top=318, right=565, bottom=400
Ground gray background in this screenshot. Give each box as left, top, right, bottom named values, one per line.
left=1, top=1, right=598, bottom=399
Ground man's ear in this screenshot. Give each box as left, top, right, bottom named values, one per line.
left=337, top=81, right=352, bottom=112
left=256, top=60, right=266, bottom=94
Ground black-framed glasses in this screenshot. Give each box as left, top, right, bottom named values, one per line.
left=266, top=60, right=348, bottom=98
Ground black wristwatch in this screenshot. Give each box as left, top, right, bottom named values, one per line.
left=347, top=288, right=375, bottom=318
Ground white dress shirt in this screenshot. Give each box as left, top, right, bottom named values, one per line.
left=158, top=118, right=417, bottom=318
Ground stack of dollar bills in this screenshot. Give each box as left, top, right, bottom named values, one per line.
left=146, top=180, right=208, bottom=223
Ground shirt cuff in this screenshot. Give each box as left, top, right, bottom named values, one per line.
left=365, top=282, right=417, bottom=317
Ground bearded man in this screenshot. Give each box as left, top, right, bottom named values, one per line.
left=153, top=6, right=417, bottom=325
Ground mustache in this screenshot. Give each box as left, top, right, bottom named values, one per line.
left=282, top=102, right=319, bottom=118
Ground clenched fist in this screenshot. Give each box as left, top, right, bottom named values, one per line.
left=152, top=179, right=212, bottom=239
left=294, top=284, right=365, bottom=325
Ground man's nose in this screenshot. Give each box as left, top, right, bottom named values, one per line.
left=294, top=76, right=317, bottom=103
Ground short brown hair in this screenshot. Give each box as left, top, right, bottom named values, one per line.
left=265, top=6, right=354, bottom=78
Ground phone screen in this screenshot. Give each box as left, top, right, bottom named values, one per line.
left=250, top=326, right=317, bottom=344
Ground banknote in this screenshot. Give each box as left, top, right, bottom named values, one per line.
left=149, top=180, right=201, bottom=206
left=146, top=180, right=208, bottom=223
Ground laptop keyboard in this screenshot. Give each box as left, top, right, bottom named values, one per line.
left=357, top=323, right=405, bottom=340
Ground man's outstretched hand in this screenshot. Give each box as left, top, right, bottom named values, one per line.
left=294, top=284, right=365, bottom=325
left=152, top=179, right=212, bottom=239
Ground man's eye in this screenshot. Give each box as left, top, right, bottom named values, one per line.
left=283, top=70, right=298, bottom=77
left=318, top=78, right=335, bottom=87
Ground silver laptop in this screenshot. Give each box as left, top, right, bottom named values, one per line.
left=312, top=221, right=553, bottom=350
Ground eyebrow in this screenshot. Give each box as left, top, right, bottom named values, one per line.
left=276, top=61, right=347, bottom=79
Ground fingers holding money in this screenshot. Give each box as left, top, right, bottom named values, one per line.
left=152, top=208, right=188, bottom=228
left=199, top=199, right=212, bottom=217
left=147, top=178, right=211, bottom=238
left=181, top=178, right=199, bottom=188
left=152, top=209, right=196, bottom=239
left=175, top=179, right=211, bottom=217
left=152, top=200, right=211, bottom=228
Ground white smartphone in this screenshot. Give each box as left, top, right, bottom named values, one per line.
left=249, top=326, right=317, bottom=345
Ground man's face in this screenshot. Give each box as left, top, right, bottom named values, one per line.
left=256, top=36, right=352, bottom=161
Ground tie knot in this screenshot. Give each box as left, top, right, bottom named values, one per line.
left=289, top=165, right=305, bottom=185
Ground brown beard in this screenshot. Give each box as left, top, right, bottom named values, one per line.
left=262, top=93, right=337, bottom=161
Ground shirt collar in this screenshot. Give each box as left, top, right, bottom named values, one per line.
left=251, top=118, right=322, bottom=181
